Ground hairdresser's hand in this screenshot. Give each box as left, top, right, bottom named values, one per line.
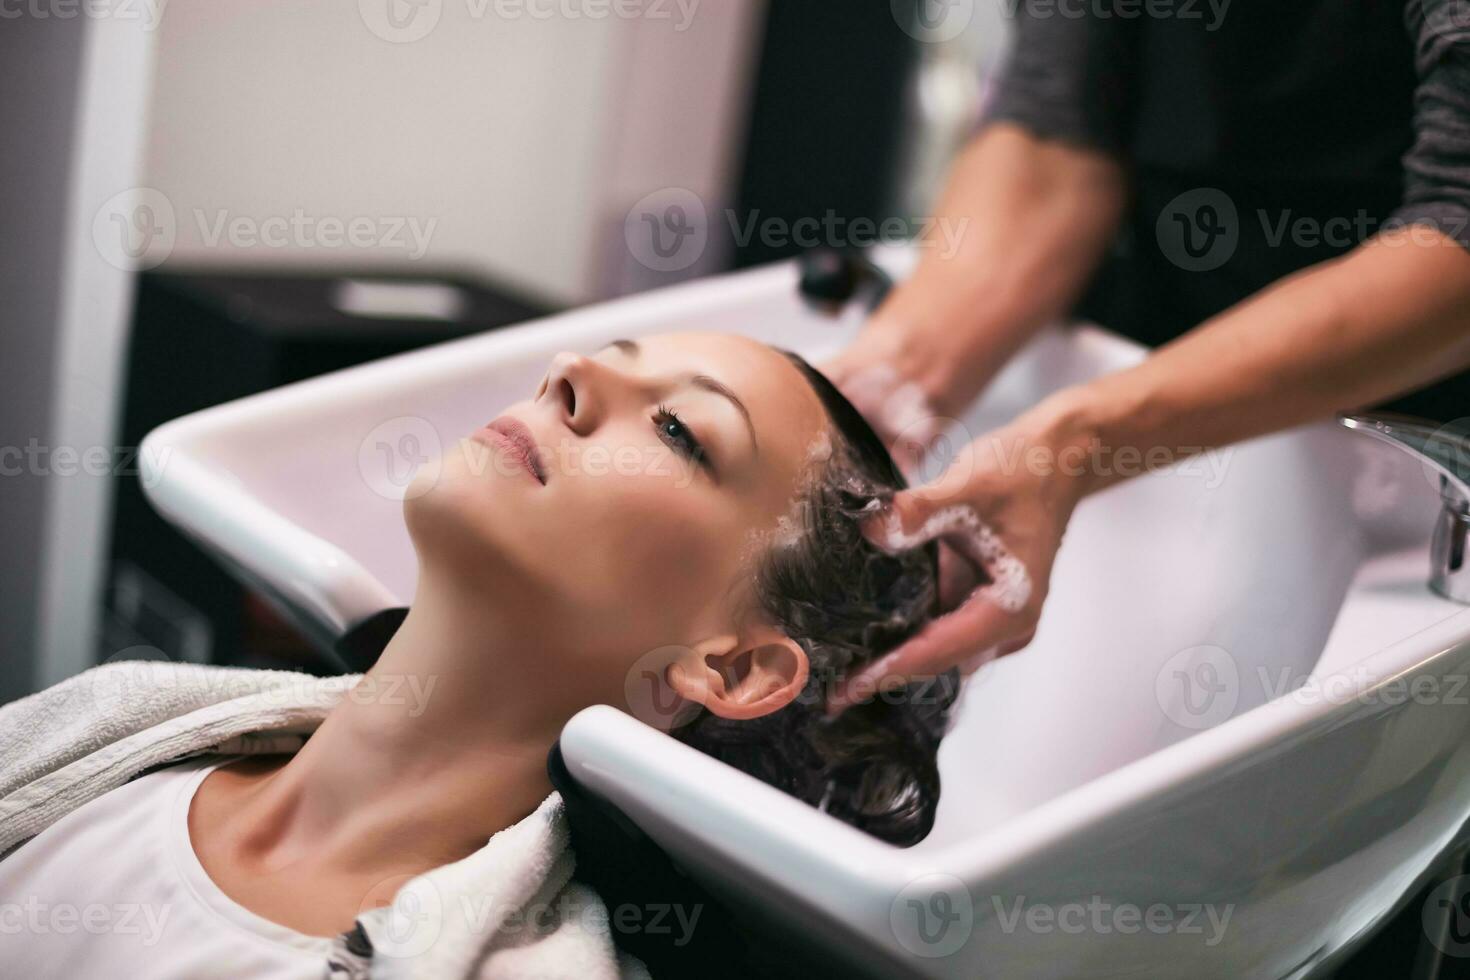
left=823, top=304, right=1000, bottom=475
left=829, top=123, right=1128, bottom=467
left=827, top=405, right=1090, bottom=715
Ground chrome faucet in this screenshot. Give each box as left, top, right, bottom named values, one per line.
left=1339, top=413, right=1470, bottom=603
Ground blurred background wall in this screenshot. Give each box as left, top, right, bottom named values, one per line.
left=0, top=16, right=156, bottom=700
left=144, top=0, right=765, bottom=304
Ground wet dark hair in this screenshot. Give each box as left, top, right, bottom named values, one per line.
left=673, top=352, right=959, bottom=847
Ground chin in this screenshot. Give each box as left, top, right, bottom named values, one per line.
left=404, top=461, right=558, bottom=593
left=404, top=448, right=497, bottom=547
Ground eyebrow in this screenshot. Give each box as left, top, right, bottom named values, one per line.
left=602, top=338, right=758, bottom=451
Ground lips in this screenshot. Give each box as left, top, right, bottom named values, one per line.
left=475, top=416, right=546, bottom=484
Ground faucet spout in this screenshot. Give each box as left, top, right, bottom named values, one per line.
left=1339, top=413, right=1470, bottom=603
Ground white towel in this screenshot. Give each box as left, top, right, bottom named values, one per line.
left=0, top=660, right=648, bottom=980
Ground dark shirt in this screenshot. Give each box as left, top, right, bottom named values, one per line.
left=981, top=0, right=1470, bottom=418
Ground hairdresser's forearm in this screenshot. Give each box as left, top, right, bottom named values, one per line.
left=1030, top=227, right=1470, bottom=498
left=876, top=122, right=1127, bottom=405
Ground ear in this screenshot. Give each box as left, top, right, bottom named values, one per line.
left=667, top=629, right=809, bottom=721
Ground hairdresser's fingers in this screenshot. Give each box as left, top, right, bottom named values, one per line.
left=864, top=486, right=994, bottom=613
left=955, top=627, right=1036, bottom=671
left=826, top=596, right=1019, bottom=715
left=820, top=348, right=887, bottom=421
left=958, top=648, right=997, bottom=675
left=890, top=416, right=956, bottom=483
left=860, top=487, right=947, bottom=553
left=818, top=347, right=858, bottom=388
left=822, top=344, right=950, bottom=475
left=956, top=629, right=1034, bottom=675
left=1000, top=630, right=1035, bottom=655
left=821, top=317, right=902, bottom=392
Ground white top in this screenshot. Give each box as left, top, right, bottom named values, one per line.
left=0, top=754, right=334, bottom=979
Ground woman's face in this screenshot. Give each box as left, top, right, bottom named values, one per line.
left=405, top=331, right=832, bottom=708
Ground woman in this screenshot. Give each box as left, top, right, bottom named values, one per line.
left=0, top=331, right=955, bottom=978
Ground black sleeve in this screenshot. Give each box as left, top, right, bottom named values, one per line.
left=1391, top=0, right=1470, bottom=250
left=978, top=0, right=1142, bottom=156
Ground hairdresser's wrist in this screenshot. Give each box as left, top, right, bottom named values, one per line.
left=1011, top=381, right=1131, bottom=506
left=873, top=271, right=1038, bottom=417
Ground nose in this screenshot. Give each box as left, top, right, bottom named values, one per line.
left=538, top=351, right=636, bottom=435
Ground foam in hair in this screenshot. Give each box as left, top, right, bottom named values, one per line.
left=875, top=504, right=1032, bottom=614
left=765, top=431, right=838, bottom=551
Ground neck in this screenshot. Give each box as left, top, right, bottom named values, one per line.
left=222, top=570, right=565, bottom=879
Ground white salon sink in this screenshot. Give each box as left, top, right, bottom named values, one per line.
left=143, top=251, right=1470, bottom=978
